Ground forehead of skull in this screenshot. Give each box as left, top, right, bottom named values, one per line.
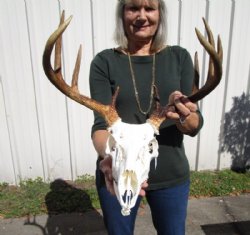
left=109, top=121, right=155, bottom=142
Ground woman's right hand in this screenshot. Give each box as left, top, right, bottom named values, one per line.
left=99, top=155, right=116, bottom=195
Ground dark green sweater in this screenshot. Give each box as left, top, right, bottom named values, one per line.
left=89, top=46, right=203, bottom=190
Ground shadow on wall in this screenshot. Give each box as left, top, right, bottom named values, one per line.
left=220, top=92, right=250, bottom=173
left=24, top=179, right=105, bottom=234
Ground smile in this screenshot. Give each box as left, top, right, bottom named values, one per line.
left=133, top=24, right=150, bottom=29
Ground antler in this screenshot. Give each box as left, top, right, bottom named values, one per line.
left=148, top=18, right=223, bottom=130
left=188, top=17, right=223, bottom=102
left=42, top=11, right=119, bottom=126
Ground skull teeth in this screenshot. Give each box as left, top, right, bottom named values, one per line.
left=123, top=190, right=133, bottom=206
left=121, top=207, right=131, bottom=216
left=121, top=190, right=133, bottom=216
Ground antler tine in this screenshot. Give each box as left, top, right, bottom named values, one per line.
left=146, top=86, right=166, bottom=132
left=42, top=11, right=119, bottom=126
left=71, top=44, right=82, bottom=91
left=188, top=17, right=223, bottom=103
left=54, top=11, right=65, bottom=71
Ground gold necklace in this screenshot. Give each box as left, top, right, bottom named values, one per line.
left=128, top=53, right=156, bottom=115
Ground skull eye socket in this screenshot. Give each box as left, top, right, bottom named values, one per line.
left=107, top=135, right=117, bottom=154
left=148, top=142, right=154, bottom=154
left=149, top=143, right=153, bottom=154
left=148, top=139, right=157, bottom=154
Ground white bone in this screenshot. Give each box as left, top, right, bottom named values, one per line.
left=106, top=119, right=159, bottom=216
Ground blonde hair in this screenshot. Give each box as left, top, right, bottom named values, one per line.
left=114, top=0, right=167, bottom=51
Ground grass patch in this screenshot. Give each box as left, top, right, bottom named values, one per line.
left=0, top=170, right=249, bottom=218
left=0, top=178, right=49, bottom=218
left=190, top=169, right=250, bottom=197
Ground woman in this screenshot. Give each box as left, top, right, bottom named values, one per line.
left=89, top=0, right=203, bottom=234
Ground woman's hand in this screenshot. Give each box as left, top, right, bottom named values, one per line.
left=99, top=155, right=148, bottom=196
left=166, top=91, right=197, bottom=119
left=99, top=156, right=115, bottom=195
left=139, top=181, right=148, bottom=196
left=166, top=91, right=199, bottom=134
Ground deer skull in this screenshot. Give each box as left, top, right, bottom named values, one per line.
left=105, top=119, right=158, bottom=215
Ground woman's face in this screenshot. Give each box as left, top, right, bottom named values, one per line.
left=123, top=0, right=160, bottom=44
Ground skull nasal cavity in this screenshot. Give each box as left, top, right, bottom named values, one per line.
left=122, top=170, right=138, bottom=193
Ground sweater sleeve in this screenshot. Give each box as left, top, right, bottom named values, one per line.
left=180, top=49, right=194, bottom=96
left=89, top=52, right=112, bottom=135
left=180, top=49, right=204, bottom=136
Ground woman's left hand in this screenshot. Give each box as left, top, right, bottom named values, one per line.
left=165, top=91, right=199, bottom=133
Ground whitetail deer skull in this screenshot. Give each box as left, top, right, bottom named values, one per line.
left=43, top=11, right=223, bottom=215
left=106, top=119, right=159, bottom=215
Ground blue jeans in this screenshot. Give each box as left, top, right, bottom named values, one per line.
left=146, top=180, right=190, bottom=235
left=96, top=169, right=190, bottom=235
